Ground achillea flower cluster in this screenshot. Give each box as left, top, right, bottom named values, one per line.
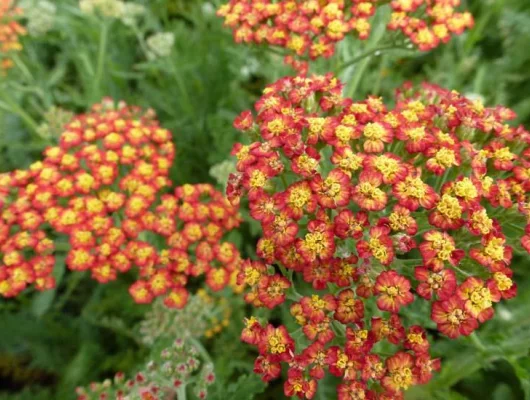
left=217, top=0, right=473, bottom=72
left=0, top=100, right=174, bottom=298
left=129, top=183, right=243, bottom=309
left=0, top=98, right=244, bottom=310
left=229, top=74, right=529, bottom=398
left=0, top=173, right=55, bottom=297
left=44, top=101, right=174, bottom=283
left=0, top=0, right=26, bottom=71
left=76, top=338, right=216, bottom=400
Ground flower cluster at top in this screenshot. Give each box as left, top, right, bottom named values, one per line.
left=76, top=338, right=216, bottom=400
left=0, top=0, right=26, bottom=71
left=0, top=99, right=242, bottom=309
left=217, top=0, right=473, bottom=72
left=228, top=74, right=529, bottom=398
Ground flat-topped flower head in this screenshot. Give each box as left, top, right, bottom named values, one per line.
left=131, top=183, right=242, bottom=309
left=230, top=74, right=529, bottom=398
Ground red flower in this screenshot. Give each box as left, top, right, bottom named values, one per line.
left=234, top=110, right=254, bottom=131
left=254, top=355, right=282, bottom=382
left=357, top=226, right=394, bottom=266
left=333, top=210, right=369, bottom=240
left=365, top=153, right=408, bottom=184
left=381, top=352, right=417, bottom=393
left=431, top=296, right=478, bottom=338
left=326, top=346, right=361, bottom=381
left=310, top=169, right=351, bottom=209
left=345, top=327, right=375, bottom=353
left=491, top=271, right=517, bottom=299
left=393, top=174, right=438, bottom=211
left=457, top=277, right=500, bottom=322
left=470, top=233, right=512, bottom=272
left=429, top=194, right=464, bottom=230
left=300, top=294, right=337, bottom=323
left=163, top=287, right=189, bottom=309
left=415, top=267, right=457, bottom=300
left=404, top=325, right=430, bottom=353
left=241, top=316, right=264, bottom=345
left=334, top=289, right=364, bottom=324
left=419, top=230, right=464, bottom=271
left=284, top=369, right=317, bottom=399
left=300, top=341, right=328, bottom=380
left=330, top=256, right=359, bottom=287
left=129, top=281, right=153, bottom=304
left=263, top=212, right=299, bottom=246
left=258, top=325, right=295, bottom=363
left=374, top=271, right=414, bottom=312
left=386, top=205, right=417, bottom=235
left=351, top=171, right=387, bottom=211
left=337, top=381, right=375, bottom=400
left=277, top=181, right=317, bottom=220
left=258, top=274, right=291, bottom=309
left=361, top=121, right=393, bottom=153
left=296, top=220, right=335, bottom=263
left=371, top=315, right=404, bottom=345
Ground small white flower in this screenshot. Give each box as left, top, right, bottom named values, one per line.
left=20, top=0, right=57, bottom=36
left=146, top=32, right=175, bottom=59
left=202, top=2, right=215, bottom=16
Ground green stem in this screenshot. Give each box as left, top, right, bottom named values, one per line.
left=176, top=384, right=187, bottom=400
left=280, top=174, right=288, bottom=190
left=92, top=21, right=110, bottom=103
left=132, top=23, right=150, bottom=59
left=452, top=265, right=473, bottom=278
left=345, top=56, right=371, bottom=99
left=262, top=45, right=288, bottom=58
left=278, top=264, right=302, bottom=301
left=12, top=54, right=34, bottom=83
left=435, top=168, right=450, bottom=192
left=54, top=271, right=87, bottom=311
left=337, top=45, right=413, bottom=73
left=507, top=222, right=525, bottom=232
left=469, top=332, right=487, bottom=352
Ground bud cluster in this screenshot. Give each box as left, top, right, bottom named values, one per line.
left=138, top=289, right=233, bottom=344
left=75, top=338, right=216, bottom=400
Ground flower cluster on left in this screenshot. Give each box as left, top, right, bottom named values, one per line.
left=0, top=99, right=242, bottom=310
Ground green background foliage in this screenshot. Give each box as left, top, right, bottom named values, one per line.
left=0, top=0, right=529, bottom=399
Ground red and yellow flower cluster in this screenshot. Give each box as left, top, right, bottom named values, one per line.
left=217, top=0, right=473, bottom=72
left=229, top=74, right=529, bottom=398
left=1, top=99, right=175, bottom=297
left=0, top=0, right=26, bottom=71
left=0, top=99, right=243, bottom=309
left=0, top=172, right=55, bottom=297
left=128, top=183, right=243, bottom=309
